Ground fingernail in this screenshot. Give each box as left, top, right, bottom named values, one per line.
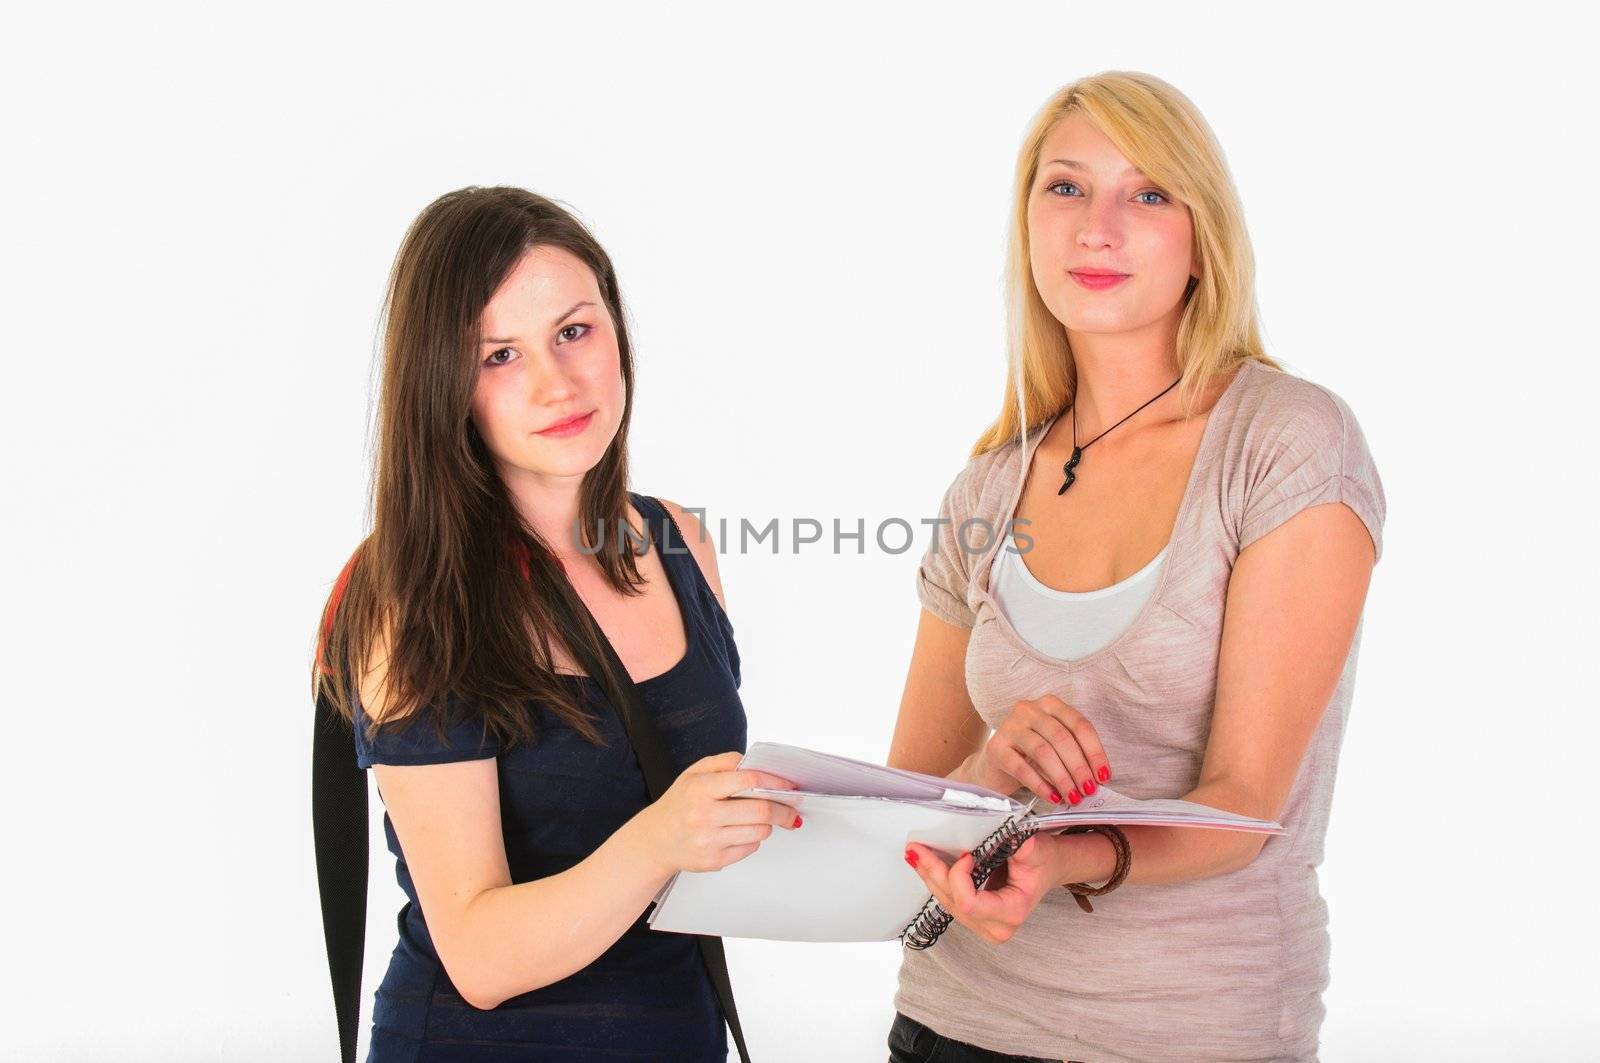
left=1049, top=790, right=1062, bottom=804
left=1067, top=789, right=1081, bottom=805
left=1098, top=765, right=1110, bottom=783
left=1083, top=778, right=1097, bottom=796
left=904, top=849, right=919, bottom=869
left=793, top=816, right=803, bottom=829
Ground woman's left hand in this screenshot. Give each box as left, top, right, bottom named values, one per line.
left=903, top=834, right=1060, bottom=944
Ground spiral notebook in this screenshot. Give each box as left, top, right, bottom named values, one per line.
left=645, top=742, right=1282, bottom=945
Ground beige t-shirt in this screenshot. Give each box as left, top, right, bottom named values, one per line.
left=894, top=358, right=1386, bottom=1063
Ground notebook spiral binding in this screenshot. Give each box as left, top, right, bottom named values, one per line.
left=899, top=814, right=1041, bottom=950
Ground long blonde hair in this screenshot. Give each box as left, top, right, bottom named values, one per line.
left=973, top=70, right=1281, bottom=457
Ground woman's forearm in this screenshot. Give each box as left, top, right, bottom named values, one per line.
left=1047, top=779, right=1271, bottom=888
left=944, top=744, right=1266, bottom=887
left=445, top=813, right=675, bottom=1009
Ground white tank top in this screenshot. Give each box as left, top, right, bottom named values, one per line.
left=986, top=544, right=1167, bottom=661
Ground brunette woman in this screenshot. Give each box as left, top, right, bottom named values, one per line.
left=314, top=186, right=796, bottom=1061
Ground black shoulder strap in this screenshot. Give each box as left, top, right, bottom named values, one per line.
left=312, top=684, right=367, bottom=1063
left=547, top=554, right=754, bottom=1063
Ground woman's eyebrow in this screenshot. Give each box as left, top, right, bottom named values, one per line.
left=480, top=301, right=596, bottom=344
left=1042, top=159, right=1146, bottom=179
left=551, top=300, right=595, bottom=325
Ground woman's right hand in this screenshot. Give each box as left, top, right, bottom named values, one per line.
left=631, top=751, right=801, bottom=876
left=967, top=694, right=1112, bottom=806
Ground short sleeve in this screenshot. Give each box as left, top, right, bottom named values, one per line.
left=352, top=692, right=500, bottom=768
left=916, top=462, right=983, bottom=628
left=1237, top=385, right=1386, bottom=563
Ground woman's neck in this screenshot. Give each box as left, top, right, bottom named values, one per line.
left=1065, top=310, right=1184, bottom=435
left=500, top=466, right=590, bottom=559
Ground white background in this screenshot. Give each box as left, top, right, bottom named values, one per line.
left=5, top=3, right=1596, bottom=1060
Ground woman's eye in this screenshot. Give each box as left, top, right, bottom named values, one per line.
left=557, top=323, right=591, bottom=344
left=485, top=347, right=516, bottom=366
left=1044, top=181, right=1169, bottom=205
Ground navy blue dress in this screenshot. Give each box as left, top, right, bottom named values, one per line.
left=352, top=494, right=745, bottom=1062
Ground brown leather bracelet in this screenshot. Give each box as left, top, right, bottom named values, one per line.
left=1056, top=824, right=1131, bottom=913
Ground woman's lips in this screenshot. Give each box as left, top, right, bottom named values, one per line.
left=1069, top=270, right=1130, bottom=291
left=536, top=411, right=594, bottom=438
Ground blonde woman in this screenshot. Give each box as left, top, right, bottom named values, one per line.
left=887, top=72, right=1386, bottom=1062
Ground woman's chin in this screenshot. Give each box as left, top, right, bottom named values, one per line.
left=1054, top=306, right=1162, bottom=336
left=500, top=447, right=609, bottom=483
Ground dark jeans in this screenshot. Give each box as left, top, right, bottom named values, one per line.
left=887, top=1012, right=1086, bottom=1063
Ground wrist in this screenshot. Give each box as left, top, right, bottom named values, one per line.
left=1049, top=829, right=1118, bottom=888
left=617, top=807, right=678, bottom=887
left=952, top=749, right=987, bottom=788
left=944, top=751, right=974, bottom=786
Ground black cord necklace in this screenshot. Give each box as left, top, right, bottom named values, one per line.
left=1059, top=375, right=1182, bottom=495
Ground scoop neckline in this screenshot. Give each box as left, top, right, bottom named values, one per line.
left=561, top=493, right=699, bottom=692
left=995, top=538, right=1168, bottom=602
left=974, top=361, right=1254, bottom=670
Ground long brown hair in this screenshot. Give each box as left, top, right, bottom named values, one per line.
left=312, top=186, right=649, bottom=748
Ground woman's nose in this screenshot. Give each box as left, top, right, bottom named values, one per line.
left=1075, top=198, right=1124, bottom=250
left=527, top=350, right=578, bottom=404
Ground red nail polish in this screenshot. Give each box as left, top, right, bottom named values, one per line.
left=1067, top=789, right=1081, bottom=805
left=1098, top=765, right=1110, bottom=783
left=905, top=849, right=919, bottom=868
left=1049, top=790, right=1062, bottom=804
left=793, top=816, right=803, bottom=829
left=1083, top=778, right=1097, bottom=795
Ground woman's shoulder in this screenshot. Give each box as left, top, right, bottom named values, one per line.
left=1221, top=359, right=1386, bottom=560
left=649, top=494, right=726, bottom=608
left=1227, top=359, right=1367, bottom=445
left=936, top=430, right=1036, bottom=522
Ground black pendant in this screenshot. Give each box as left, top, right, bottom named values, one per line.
left=1058, top=446, right=1083, bottom=495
